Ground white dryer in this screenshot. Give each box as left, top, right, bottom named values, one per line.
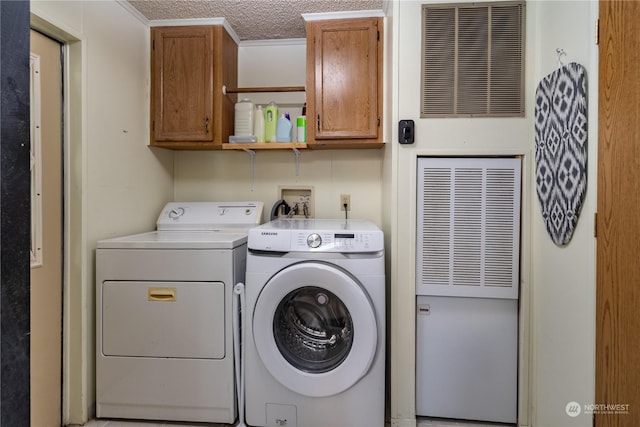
left=96, top=201, right=263, bottom=423
left=243, top=219, right=385, bottom=427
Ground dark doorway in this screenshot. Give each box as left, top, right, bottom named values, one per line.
left=1, top=0, right=33, bottom=425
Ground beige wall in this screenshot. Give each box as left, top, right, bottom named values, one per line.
left=30, top=1, right=174, bottom=424
left=530, top=2, right=597, bottom=426
left=174, top=149, right=384, bottom=223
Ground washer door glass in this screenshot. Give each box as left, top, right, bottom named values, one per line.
left=274, top=286, right=353, bottom=373
left=253, top=261, right=377, bottom=397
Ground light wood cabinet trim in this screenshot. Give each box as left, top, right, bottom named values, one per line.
left=222, top=142, right=307, bottom=150
left=223, top=86, right=305, bottom=94
left=217, top=25, right=238, bottom=147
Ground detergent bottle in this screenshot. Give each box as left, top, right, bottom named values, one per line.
left=276, top=114, right=292, bottom=142
left=264, top=102, right=278, bottom=142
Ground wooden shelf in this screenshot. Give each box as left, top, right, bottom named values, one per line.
left=222, top=142, right=307, bottom=150
left=222, top=85, right=305, bottom=94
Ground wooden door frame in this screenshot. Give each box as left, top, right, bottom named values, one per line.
left=30, top=11, right=86, bottom=425
left=596, top=1, right=640, bottom=426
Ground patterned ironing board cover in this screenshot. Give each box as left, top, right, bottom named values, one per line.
left=535, top=62, right=588, bottom=246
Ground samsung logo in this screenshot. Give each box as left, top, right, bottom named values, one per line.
left=261, top=232, right=278, bottom=236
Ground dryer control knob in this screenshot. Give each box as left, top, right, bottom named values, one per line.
left=168, top=207, right=185, bottom=219
left=307, top=233, right=322, bottom=248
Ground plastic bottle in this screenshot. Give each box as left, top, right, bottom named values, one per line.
left=264, top=102, right=278, bottom=143
left=234, top=99, right=254, bottom=136
left=276, top=114, right=292, bottom=142
left=254, top=105, right=265, bottom=142
left=296, top=116, right=306, bottom=142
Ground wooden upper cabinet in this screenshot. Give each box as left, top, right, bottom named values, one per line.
left=151, top=25, right=237, bottom=149
left=306, top=17, right=383, bottom=148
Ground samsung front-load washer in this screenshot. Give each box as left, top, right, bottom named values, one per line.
left=243, top=219, right=385, bottom=427
left=96, top=201, right=263, bottom=423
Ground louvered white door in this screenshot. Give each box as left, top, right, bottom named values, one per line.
left=416, top=157, right=521, bottom=299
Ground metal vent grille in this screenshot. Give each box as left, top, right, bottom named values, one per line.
left=420, top=167, right=452, bottom=285
left=416, top=157, right=521, bottom=299
left=421, top=2, right=525, bottom=117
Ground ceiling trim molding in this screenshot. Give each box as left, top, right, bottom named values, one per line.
left=116, top=0, right=150, bottom=25
left=148, top=18, right=241, bottom=45
left=302, top=9, right=385, bottom=22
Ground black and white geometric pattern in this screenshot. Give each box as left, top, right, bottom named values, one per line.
left=535, top=62, right=588, bottom=246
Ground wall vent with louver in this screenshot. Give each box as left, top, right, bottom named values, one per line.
left=421, top=1, right=525, bottom=117
left=416, top=157, right=521, bottom=299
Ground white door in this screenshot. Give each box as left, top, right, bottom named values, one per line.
left=252, top=261, right=377, bottom=397
left=393, top=1, right=530, bottom=422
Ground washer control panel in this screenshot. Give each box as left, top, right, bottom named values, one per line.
left=248, top=219, right=384, bottom=253
left=295, top=231, right=377, bottom=252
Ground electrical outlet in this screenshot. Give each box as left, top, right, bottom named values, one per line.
left=340, top=194, right=351, bottom=211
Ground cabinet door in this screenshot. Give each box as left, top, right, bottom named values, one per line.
left=307, top=18, right=382, bottom=146
left=152, top=26, right=214, bottom=143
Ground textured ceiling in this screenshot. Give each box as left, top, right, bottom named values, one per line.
left=128, top=0, right=384, bottom=41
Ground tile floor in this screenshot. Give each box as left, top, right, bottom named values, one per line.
left=78, top=420, right=224, bottom=427
left=78, top=418, right=513, bottom=427
left=416, top=419, right=514, bottom=427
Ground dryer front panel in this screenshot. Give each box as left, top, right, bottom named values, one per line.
left=253, top=261, right=377, bottom=397
left=102, top=281, right=225, bottom=359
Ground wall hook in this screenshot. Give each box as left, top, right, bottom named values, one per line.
left=292, top=148, right=301, bottom=177
left=556, top=48, right=567, bottom=68
left=242, top=148, right=256, bottom=192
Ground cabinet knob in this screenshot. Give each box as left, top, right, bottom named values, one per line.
left=205, top=117, right=210, bottom=134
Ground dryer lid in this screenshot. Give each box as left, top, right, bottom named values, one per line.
left=96, top=230, right=248, bottom=249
